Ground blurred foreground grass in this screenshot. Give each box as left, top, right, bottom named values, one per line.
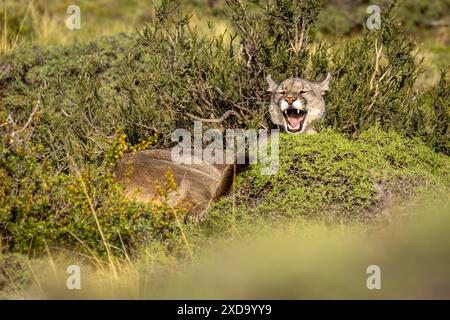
left=11, top=196, right=449, bottom=299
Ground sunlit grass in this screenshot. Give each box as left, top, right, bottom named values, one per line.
left=0, top=0, right=233, bottom=52
left=0, top=0, right=154, bottom=51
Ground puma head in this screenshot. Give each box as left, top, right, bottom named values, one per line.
left=267, top=73, right=331, bottom=134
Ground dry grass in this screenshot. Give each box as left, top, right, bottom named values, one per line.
left=0, top=0, right=153, bottom=52
left=0, top=0, right=232, bottom=53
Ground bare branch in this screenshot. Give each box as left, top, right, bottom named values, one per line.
left=186, top=110, right=242, bottom=123
left=12, top=97, right=41, bottom=138
left=369, top=39, right=383, bottom=91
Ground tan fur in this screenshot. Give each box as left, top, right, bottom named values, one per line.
left=115, top=149, right=233, bottom=217
left=267, top=74, right=331, bottom=134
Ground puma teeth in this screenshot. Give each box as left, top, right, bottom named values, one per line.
left=297, top=109, right=300, bottom=114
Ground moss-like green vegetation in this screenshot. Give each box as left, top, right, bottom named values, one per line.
left=206, top=128, right=449, bottom=231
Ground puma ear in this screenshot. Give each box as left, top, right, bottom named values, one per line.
left=267, top=74, right=280, bottom=92
left=317, top=73, right=331, bottom=95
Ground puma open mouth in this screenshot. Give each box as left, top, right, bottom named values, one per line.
left=283, top=108, right=307, bottom=133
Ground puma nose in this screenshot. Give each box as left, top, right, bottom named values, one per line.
left=286, top=97, right=296, bottom=105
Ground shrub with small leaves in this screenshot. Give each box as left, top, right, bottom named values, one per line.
left=0, top=130, right=187, bottom=258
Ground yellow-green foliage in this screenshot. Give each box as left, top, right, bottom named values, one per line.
left=0, top=133, right=187, bottom=258
left=206, top=128, right=449, bottom=232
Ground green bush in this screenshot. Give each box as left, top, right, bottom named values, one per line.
left=412, top=71, right=450, bottom=154
left=205, top=128, right=449, bottom=233
left=0, top=131, right=188, bottom=258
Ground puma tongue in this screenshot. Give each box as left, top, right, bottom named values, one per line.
left=287, top=111, right=304, bottom=128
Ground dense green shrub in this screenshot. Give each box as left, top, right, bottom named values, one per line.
left=0, top=130, right=188, bottom=258
left=205, top=128, right=449, bottom=233
left=412, top=71, right=450, bottom=154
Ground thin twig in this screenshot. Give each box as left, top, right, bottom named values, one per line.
left=369, top=39, right=383, bottom=91
left=367, top=40, right=385, bottom=112
left=19, top=102, right=40, bottom=132
left=186, top=110, right=243, bottom=123
left=11, top=97, right=41, bottom=137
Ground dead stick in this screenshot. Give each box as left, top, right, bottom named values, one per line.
left=186, top=110, right=243, bottom=123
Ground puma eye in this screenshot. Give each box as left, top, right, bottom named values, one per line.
left=277, top=90, right=286, bottom=95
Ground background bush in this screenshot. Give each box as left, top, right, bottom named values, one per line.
left=1, top=0, right=448, bottom=163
